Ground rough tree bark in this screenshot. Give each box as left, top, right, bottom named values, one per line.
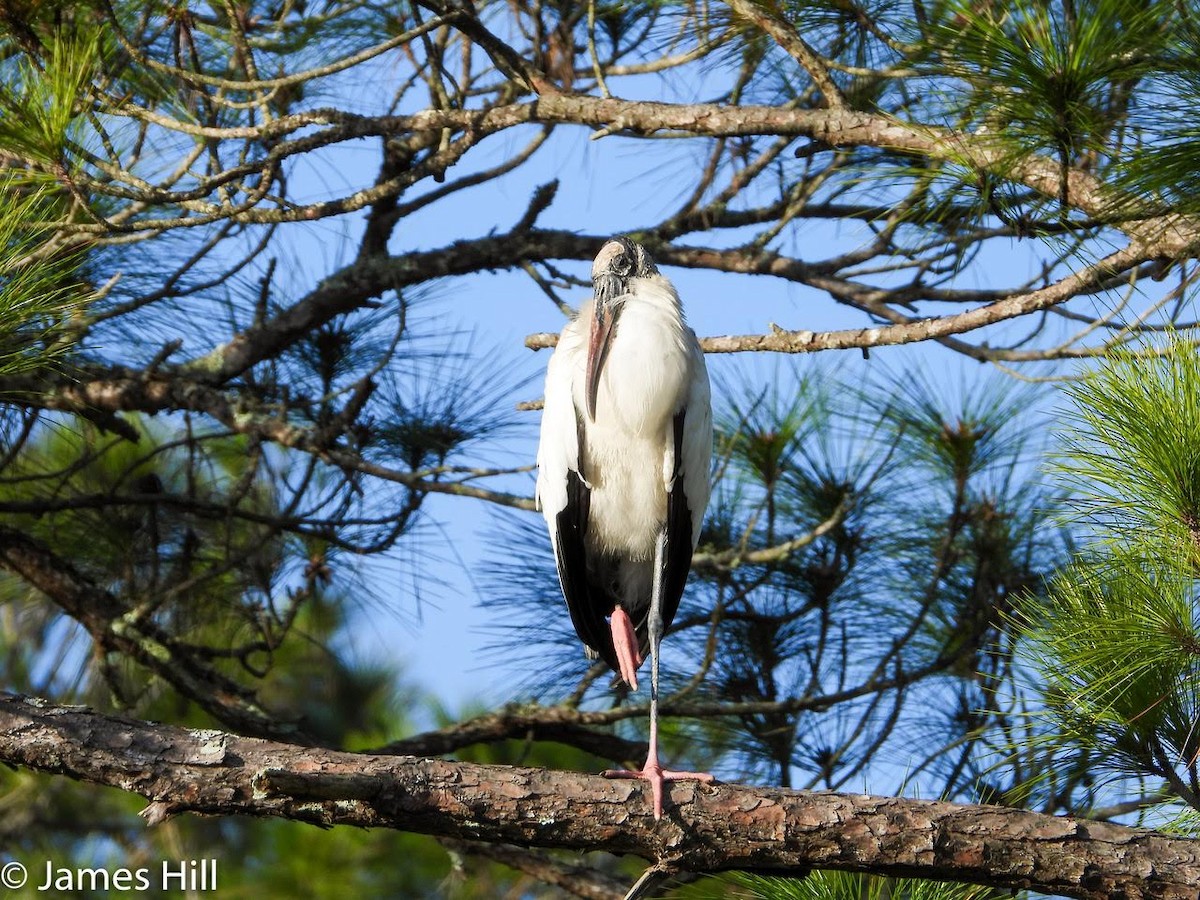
left=1, top=694, right=1196, bottom=900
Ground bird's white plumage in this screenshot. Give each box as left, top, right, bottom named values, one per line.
left=536, top=275, right=710, bottom=560
left=535, top=261, right=711, bottom=658
left=534, top=322, right=581, bottom=523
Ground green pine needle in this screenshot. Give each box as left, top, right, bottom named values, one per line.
left=731, top=870, right=1003, bottom=899
left=0, top=181, right=89, bottom=378
left=1015, top=334, right=1200, bottom=796
left=1053, top=337, right=1200, bottom=560
left=0, top=29, right=102, bottom=167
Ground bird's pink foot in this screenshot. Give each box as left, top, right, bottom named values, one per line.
left=609, top=606, right=642, bottom=691
left=603, top=758, right=714, bottom=819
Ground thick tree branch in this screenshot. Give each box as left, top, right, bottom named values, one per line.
left=0, top=695, right=1196, bottom=900
left=528, top=242, right=1153, bottom=355
left=60, top=94, right=1200, bottom=271
left=177, top=223, right=1135, bottom=392
left=92, top=95, right=1199, bottom=253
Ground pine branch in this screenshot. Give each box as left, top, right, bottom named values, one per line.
left=53, top=94, right=1200, bottom=258
left=528, top=241, right=1153, bottom=357
left=1, top=695, right=1196, bottom=900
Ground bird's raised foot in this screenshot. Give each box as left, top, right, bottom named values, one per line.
left=609, top=606, right=642, bottom=692
left=603, top=760, right=714, bottom=820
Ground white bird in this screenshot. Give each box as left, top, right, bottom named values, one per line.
left=536, top=236, right=713, bottom=819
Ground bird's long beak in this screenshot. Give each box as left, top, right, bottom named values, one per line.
left=585, top=296, right=617, bottom=421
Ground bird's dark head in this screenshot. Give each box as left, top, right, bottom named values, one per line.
left=591, top=237, right=658, bottom=300
left=585, top=237, right=659, bottom=421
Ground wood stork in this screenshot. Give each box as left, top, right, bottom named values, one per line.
left=536, top=236, right=713, bottom=819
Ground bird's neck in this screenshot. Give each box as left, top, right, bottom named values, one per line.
left=622, top=276, right=683, bottom=322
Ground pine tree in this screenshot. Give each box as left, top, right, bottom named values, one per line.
left=2, top=1, right=1200, bottom=897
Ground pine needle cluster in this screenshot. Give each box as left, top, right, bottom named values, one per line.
left=0, top=182, right=89, bottom=379
left=1017, top=337, right=1200, bottom=808
left=730, top=870, right=1004, bottom=900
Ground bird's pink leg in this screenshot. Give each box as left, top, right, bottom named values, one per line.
left=603, top=705, right=714, bottom=819
left=609, top=606, right=641, bottom=692
left=603, top=533, right=712, bottom=819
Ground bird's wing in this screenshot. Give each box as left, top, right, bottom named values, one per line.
left=534, top=328, right=579, bottom=523
left=556, top=467, right=618, bottom=668
left=535, top=321, right=619, bottom=670
left=660, top=331, right=713, bottom=634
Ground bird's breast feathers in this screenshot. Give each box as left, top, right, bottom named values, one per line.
left=587, top=279, right=691, bottom=435
left=535, top=275, right=704, bottom=536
